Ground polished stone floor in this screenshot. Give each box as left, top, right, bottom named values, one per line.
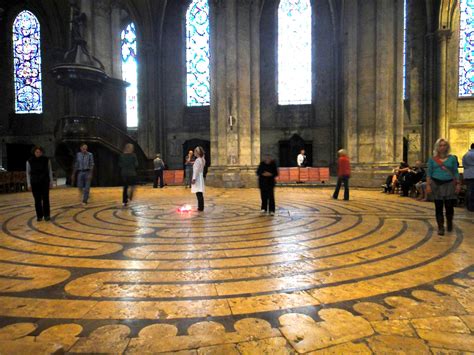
left=0, top=186, right=472, bottom=354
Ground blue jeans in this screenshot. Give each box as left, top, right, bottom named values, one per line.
left=77, top=171, right=91, bottom=203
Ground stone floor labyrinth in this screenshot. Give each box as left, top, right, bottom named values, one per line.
left=0, top=187, right=473, bottom=353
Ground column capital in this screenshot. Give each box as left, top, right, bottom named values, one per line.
left=94, top=0, right=112, bottom=18
left=435, top=29, right=452, bottom=42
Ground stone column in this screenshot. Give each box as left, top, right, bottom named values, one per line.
left=110, top=1, right=122, bottom=79
left=207, top=0, right=261, bottom=187
left=342, top=0, right=359, bottom=162
left=423, top=32, right=436, bottom=159
left=435, top=29, right=451, bottom=140
left=341, top=0, right=404, bottom=186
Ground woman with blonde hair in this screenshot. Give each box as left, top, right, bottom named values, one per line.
left=191, top=146, right=206, bottom=211
left=426, top=138, right=460, bottom=235
left=118, top=143, right=138, bottom=206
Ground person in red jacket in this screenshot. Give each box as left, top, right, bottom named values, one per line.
left=332, top=149, right=351, bottom=201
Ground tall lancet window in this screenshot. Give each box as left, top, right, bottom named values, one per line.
left=13, top=10, right=43, bottom=114
left=278, top=0, right=312, bottom=105
left=459, top=0, right=474, bottom=97
left=121, top=22, right=138, bottom=128
left=186, top=0, right=210, bottom=106
left=403, top=0, right=408, bottom=99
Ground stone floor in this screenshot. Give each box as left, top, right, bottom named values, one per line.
left=0, top=186, right=473, bottom=354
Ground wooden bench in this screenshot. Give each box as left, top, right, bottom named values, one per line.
left=276, top=167, right=330, bottom=183
left=163, top=170, right=184, bottom=186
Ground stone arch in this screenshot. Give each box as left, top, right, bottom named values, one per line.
left=438, top=0, right=458, bottom=31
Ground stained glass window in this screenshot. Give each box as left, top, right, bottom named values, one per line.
left=121, top=22, right=138, bottom=127
left=278, top=0, right=312, bottom=105
left=403, top=0, right=408, bottom=99
left=459, top=0, right=474, bottom=97
left=13, top=10, right=43, bottom=114
left=186, top=0, right=210, bottom=106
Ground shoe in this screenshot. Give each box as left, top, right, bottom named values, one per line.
left=261, top=209, right=267, bottom=214
left=44, top=216, right=50, bottom=221
left=269, top=212, right=275, bottom=216
left=37, top=217, right=43, bottom=222
left=436, top=216, right=445, bottom=236
left=123, top=202, right=128, bottom=207
left=447, top=218, right=453, bottom=232
left=81, top=201, right=87, bottom=206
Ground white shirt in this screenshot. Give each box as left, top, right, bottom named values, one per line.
left=297, top=154, right=306, bottom=167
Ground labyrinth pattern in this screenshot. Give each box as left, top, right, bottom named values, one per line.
left=0, top=187, right=473, bottom=353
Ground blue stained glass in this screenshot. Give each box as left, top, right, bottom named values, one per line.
left=186, top=0, right=210, bottom=106
left=13, top=10, right=43, bottom=114
left=459, top=0, right=474, bottom=96
left=278, top=0, right=312, bottom=105
left=403, top=0, right=408, bottom=99
left=121, top=22, right=138, bottom=127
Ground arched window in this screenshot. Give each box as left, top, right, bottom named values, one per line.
left=459, top=0, right=474, bottom=97
left=278, top=0, right=312, bottom=105
left=13, top=10, right=43, bottom=114
left=186, top=0, right=210, bottom=106
left=121, top=22, right=138, bottom=128
left=403, top=0, right=408, bottom=100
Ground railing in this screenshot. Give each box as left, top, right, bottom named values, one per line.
left=55, top=116, right=143, bottom=155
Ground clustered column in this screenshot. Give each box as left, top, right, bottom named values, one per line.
left=208, top=0, right=261, bottom=188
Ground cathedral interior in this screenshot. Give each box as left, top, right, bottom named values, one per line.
left=0, top=0, right=473, bottom=353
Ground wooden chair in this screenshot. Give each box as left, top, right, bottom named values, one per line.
left=12, top=171, right=27, bottom=192
left=0, top=172, right=11, bottom=193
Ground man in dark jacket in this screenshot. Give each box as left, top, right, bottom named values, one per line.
left=26, top=146, right=53, bottom=221
left=257, top=154, right=278, bottom=216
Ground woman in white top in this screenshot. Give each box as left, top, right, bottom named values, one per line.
left=191, top=146, right=206, bottom=211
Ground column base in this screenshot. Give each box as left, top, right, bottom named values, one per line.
left=206, top=166, right=258, bottom=188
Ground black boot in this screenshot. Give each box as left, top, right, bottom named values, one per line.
left=436, top=216, right=445, bottom=236
left=446, top=215, right=453, bottom=232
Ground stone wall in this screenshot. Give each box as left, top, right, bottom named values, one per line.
left=1, top=0, right=471, bottom=185
left=443, top=0, right=474, bottom=162
left=0, top=0, right=68, bottom=170
left=260, top=0, right=336, bottom=169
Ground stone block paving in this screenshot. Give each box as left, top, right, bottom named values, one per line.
left=0, top=187, right=472, bottom=353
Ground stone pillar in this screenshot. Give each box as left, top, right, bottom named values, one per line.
left=423, top=33, right=436, bottom=159
left=341, top=0, right=404, bottom=186
left=110, top=1, right=122, bottom=79
left=207, top=0, right=261, bottom=187
left=342, top=0, right=359, bottom=162
left=435, top=29, right=451, bottom=140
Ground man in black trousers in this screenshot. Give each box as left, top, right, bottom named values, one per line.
left=257, top=154, right=278, bottom=216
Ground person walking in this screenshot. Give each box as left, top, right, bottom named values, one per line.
left=153, top=154, right=165, bottom=188
left=332, top=149, right=351, bottom=201
left=71, top=143, right=94, bottom=205
left=119, top=143, right=138, bottom=206
left=257, top=154, right=278, bottom=215
left=426, top=138, right=461, bottom=235
left=462, top=143, right=474, bottom=211
left=26, top=146, right=53, bottom=221
left=184, top=149, right=195, bottom=188
left=191, top=146, right=206, bottom=211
